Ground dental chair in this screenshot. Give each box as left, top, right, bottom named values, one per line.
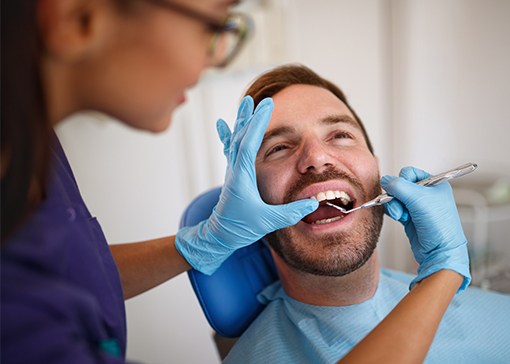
left=179, top=187, right=278, bottom=358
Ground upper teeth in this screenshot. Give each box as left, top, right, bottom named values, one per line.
left=310, top=190, right=351, bottom=204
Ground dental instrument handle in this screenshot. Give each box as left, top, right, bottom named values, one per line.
left=414, top=162, right=478, bottom=187
left=367, top=162, right=478, bottom=208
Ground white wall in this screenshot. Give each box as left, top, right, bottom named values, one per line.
left=392, top=0, right=510, bottom=171
left=390, top=0, right=510, bottom=272
left=56, top=0, right=510, bottom=362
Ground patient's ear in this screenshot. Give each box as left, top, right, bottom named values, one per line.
left=37, top=0, right=108, bottom=61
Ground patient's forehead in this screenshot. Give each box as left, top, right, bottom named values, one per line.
left=269, top=84, right=358, bottom=129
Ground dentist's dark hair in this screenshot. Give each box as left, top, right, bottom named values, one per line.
left=1, top=1, right=51, bottom=241
left=244, top=64, right=374, bottom=154
left=1, top=1, right=142, bottom=241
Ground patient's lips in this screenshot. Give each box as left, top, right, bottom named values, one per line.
left=303, top=190, right=354, bottom=224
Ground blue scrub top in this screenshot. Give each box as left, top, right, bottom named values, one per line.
left=1, top=136, right=127, bottom=363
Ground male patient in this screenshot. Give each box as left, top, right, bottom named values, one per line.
left=223, top=65, right=510, bottom=363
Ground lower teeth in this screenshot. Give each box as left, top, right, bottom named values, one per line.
left=312, top=215, right=344, bottom=225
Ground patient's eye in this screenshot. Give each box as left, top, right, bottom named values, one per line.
left=333, top=131, right=353, bottom=139
left=266, top=144, right=289, bottom=156
left=328, top=130, right=355, bottom=146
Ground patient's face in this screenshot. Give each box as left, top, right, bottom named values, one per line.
left=255, top=84, right=384, bottom=276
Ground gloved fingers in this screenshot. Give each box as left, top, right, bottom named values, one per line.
left=380, top=175, right=408, bottom=222
left=398, top=166, right=456, bottom=201
left=228, top=113, right=252, bottom=172
left=216, top=119, right=232, bottom=158
left=380, top=174, right=426, bottom=207
left=219, top=96, right=256, bottom=167
left=383, top=199, right=409, bottom=223
left=268, top=198, right=319, bottom=228
left=233, top=96, right=255, bottom=135
left=236, top=98, right=273, bottom=167
left=226, top=98, right=266, bottom=170
left=399, top=166, right=432, bottom=183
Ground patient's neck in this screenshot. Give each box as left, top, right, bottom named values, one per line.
left=275, top=252, right=380, bottom=306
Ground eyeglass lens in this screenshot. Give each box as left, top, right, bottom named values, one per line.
left=209, top=14, right=252, bottom=67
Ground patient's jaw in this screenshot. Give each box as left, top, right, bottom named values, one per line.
left=255, top=84, right=383, bottom=281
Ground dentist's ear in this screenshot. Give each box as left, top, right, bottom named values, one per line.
left=37, top=0, right=109, bottom=61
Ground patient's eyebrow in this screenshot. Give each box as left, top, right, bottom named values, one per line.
left=321, top=114, right=360, bottom=129
left=261, top=126, right=296, bottom=147
left=260, top=115, right=360, bottom=148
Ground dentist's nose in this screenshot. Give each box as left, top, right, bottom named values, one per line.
left=296, top=138, right=335, bottom=174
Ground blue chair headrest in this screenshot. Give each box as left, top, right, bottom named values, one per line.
left=179, top=187, right=278, bottom=338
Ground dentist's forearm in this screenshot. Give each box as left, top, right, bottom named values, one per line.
left=338, top=269, right=463, bottom=364
left=110, top=236, right=191, bottom=299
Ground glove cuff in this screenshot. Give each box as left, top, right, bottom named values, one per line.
left=175, top=220, right=235, bottom=276
left=410, top=243, right=471, bottom=293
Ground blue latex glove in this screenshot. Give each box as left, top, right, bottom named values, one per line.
left=175, top=96, right=319, bottom=275
left=380, top=166, right=471, bottom=292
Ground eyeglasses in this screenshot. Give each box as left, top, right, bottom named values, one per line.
left=144, top=0, right=254, bottom=68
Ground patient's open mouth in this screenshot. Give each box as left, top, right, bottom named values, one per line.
left=303, top=190, right=355, bottom=225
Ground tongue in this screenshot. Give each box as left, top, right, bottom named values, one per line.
left=303, top=205, right=344, bottom=224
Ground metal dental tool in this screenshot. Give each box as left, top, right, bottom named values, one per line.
left=325, top=162, right=478, bottom=214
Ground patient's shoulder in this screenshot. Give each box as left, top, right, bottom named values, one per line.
left=224, top=295, right=292, bottom=363
left=256, top=280, right=286, bottom=305
left=381, top=268, right=414, bottom=284
left=453, top=284, right=510, bottom=308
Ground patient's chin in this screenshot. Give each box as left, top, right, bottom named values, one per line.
left=289, top=235, right=375, bottom=276
left=265, top=229, right=371, bottom=276
left=266, top=206, right=383, bottom=276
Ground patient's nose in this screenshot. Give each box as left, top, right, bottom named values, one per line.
left=296, top=138, right=335, bottom=174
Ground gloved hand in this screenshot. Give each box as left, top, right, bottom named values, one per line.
left=380, top=166, right=471, bottom=292
left=175, top=96, right=319, bottom=275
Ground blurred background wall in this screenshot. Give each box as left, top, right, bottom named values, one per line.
left=56, top=0, right=510, bottom=362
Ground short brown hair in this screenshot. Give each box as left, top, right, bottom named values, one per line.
left=244, top=64, right=374, bottom=153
